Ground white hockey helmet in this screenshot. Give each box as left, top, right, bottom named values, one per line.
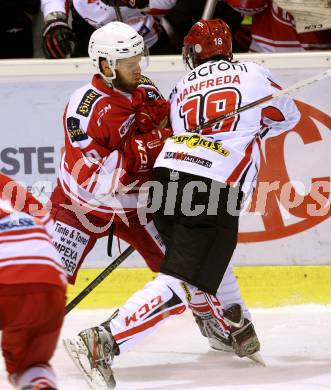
left=88, top=21, right=148, bottom=81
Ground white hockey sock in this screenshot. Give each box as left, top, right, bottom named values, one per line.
left=107, top=274, right=187, bottom=352
left=188, top=287, right=230, bottom=338
left=203, top=293, right=230, bottom=333
left=14, top=364, right=57, bottom=389
left=216, top=263, right=251, bottom=320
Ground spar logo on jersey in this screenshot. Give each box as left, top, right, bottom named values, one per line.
left=67, top=117, right=88, bottom=143
left=76, top=89, right=101, bottom=117
left=238, top=101, right=331, bottom=242
left=171, top=134, right=229, bottom=157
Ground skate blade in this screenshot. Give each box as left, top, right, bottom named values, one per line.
left=63, top=338, right=115, bottom=389
left=209, top=338, right=234, bottom=353
left=247, top=351, right=266, bottom=366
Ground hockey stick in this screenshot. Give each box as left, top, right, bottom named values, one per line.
left=114, top=0, right=124, bottom=22
left=65, top=245, right=135, bottom=314
left=202, top=0, right=218, bottom=19
left=193, top=68, right=331, bottom=132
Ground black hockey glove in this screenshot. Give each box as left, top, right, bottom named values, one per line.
left=42, top=12, right=75, bottom=59
left=101, top=0, right=149, bottom=8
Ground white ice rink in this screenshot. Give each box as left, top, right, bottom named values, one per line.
left=1, top=305, right=331, bottom=390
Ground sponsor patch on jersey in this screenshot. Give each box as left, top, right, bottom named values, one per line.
left=170, top=134, right=230, bottom=157
left=53, top=221, right=89, bottom=277
left=119, top=114, right=135, bottom=137
left=164, top=151, right=212, bottom=168
left=67, top=116, right=88, bottom=142
left=0, top=216, right=34, bottom=231
left=76, top=89, right=101, bottom=117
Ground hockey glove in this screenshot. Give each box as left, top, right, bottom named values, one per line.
left=125, top=128, right=172, bottom=172
left=42, top=12, right=75, bottom=59
left=136, top=99, right=170, bottom=133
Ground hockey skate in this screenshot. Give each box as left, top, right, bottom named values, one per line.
left=194, top=304, right=265, bottom=365
left=193, top=311, right=234, bottom=352
left=223, top=304, right=265, bottom=366
left=63, top=323, right=120, bottom=389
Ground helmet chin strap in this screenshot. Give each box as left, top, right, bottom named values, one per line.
left=99, top=58, right=117, bottom=86
left=185, top=57, right=194, bottom=71
left=100, top=73, right=115, bottom=87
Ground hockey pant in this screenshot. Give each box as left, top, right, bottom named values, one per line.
left=0, top=284, right=65, bottom=389
left=51, top=184, right=165, bottom=284
left=153, top=167, right=242, bottom=295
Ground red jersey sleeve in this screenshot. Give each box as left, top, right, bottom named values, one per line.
left=0, top=173, right=47, bottom=217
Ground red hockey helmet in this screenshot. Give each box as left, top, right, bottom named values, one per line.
left=183, top=19, right=233, bottom=69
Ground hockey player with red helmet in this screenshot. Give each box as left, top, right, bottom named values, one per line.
left=0, top=173, right=67, bottom=390
left=152, top=15, right=300, bottom=367
left=61, top=19, right=281, bottom=388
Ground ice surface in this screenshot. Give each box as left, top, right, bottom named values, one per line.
left=1, top=305, right=331, bottom=389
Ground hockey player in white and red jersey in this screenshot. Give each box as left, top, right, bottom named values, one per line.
left=60, top=21, right=261, bottom=388
left=225, top=0, right=331, bottom=52
left=72, top=0, right=176, bottom=53
left=50, top=21, right=173, bottom=282
left=0, top=173, right=67, bottom=390
left=152, top=15, right=300, bottom=365
left=41, top=0, right=176, bottom=58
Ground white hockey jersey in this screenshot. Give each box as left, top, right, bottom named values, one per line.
left=72, top=0, right=176, bottom=48
left=41, top=0, right=68, bottom=16
left=154, top=60, right=300, bottom=195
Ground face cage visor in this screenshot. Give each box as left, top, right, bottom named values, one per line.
left=107, top=45, right=149, bottom=80
left=101, top=45, right=149, bottom=84
left=138, top=45, right=150, bottom=71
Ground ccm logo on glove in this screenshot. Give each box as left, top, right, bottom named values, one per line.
left=134, top=139, right=148, bottom=171
left=125, top=128, right=172, bottom=173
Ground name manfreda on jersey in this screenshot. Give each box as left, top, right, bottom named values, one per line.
left=176, top=74, right=241, bottom=104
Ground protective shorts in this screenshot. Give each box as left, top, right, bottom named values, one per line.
left=0, top=283, right=65, bottom=375
left=153, top=167, right=242, bottom=295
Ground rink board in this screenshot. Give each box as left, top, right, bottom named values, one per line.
left=0, top=52, right=330, bottom=268
left=67, top=265, right=331, bottom=309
